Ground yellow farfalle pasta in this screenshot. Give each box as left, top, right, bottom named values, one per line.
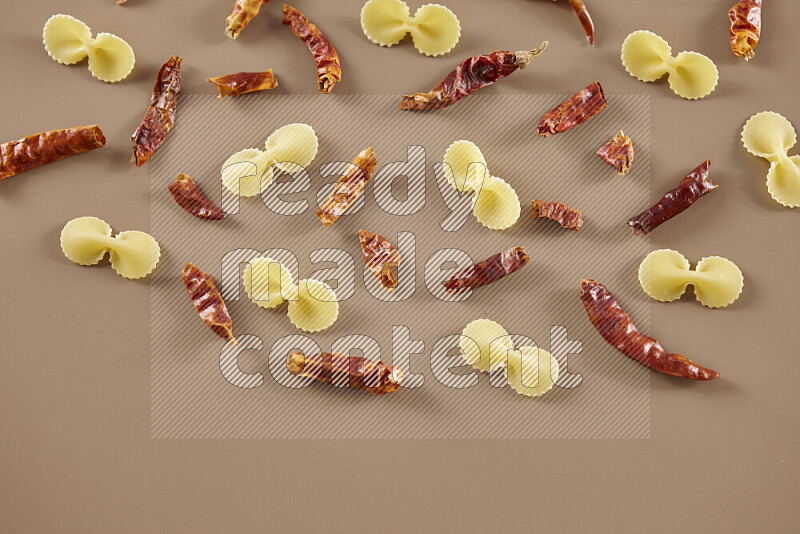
left=621, top=30, right=718, bottom=100
left=638, top=249, right=743, bottom=309
left=360, top=0, right=461, bottom=56
left=221, top=123, right=318, bottom=197
left=741, top=111, right=800, bottom=207
left=459, top=319, right=559, bottom=398
left=243, top=257, right=339, bottom=332
left=43, top=14, right=135, bottom=83
left=441, top=140, right=521, bottom=230
left=60, top=216, right=160, bottom=279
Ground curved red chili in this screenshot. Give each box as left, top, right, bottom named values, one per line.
left=131, top=55, right=182, bottom=167
left=537, top=81, right=607, bottom=137
left=729, top=0, right=762, bottom=60
left=168, top=174, right=226, bottom=220
left=282, top=4, right=341, bottom=94
left=182, top=263, right=235, bottom=344
left=443, top=246, right=529, bottom=293
left=287, top=350, right=403, bottom=395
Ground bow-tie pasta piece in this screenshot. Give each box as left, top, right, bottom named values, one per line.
left=638, top=249, right=743, bottom=309
left=221, top=123, right=318, bottom=197
left=472, top=176, right=521, bottom=231
left=243, top=257, right=298, bottom=309
left=60, top=216, right=160, bottom=279
left=741, top=111, right=800, bottom=207
left=442, top=140, right=487, bottom=192
left=360, top=0, right=461, bottom=56
left=287, top=279, right=340, bottom=332
left=621, top=30, right=718, bottom=100
left=460, top=319, right=514, bottom=372
left=507, top=346, right=560, bottom=398
left=43, top=14, right=135, bottom=82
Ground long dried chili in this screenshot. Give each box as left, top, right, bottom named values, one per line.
left=131, top=55, right=182, bottom=167
left=729, top=0, right=762, bottom=60
left=627, top=160, right=717, bottom=236
left=287, top=350, right=403, bottom=395
left=359, top=230, right=400, bottom=291
left=282, top=4, right=341, bottom=94
left=530, top=200, right=583, bottom=230
left=225, top=0, right=271, bottom=39
left=207, top=69, right=278, bottom=98
left=399, top=42, right=548, bottom=111
left=182, top=263, right=235, bottom=344
left=168, top=174, right=226, bottom=220
left=0, top=125, right=105, bottom=181
left=596, top=130, right=634, bottom=175
left=554, top=0, right=595, bottom=45
left=580, top=279, right=720, bottom=380
left=316, top=147, right=377, bottom=226
left=536, top=81, right=607, bottom=137
left=443, top=246, right=529, bottom=293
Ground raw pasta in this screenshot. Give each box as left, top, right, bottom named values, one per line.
left=60, top=216, right=160, bottom=279
left=243, top=257, right=297, bottom=309
left=460, top=319, right=514, bottom=372
left=741, top=111, right=800, bottom=207
left=638, top=249, right=743, bottom=309
left=43, top=14, right=135, bottom=82
left=360, top=0, right=461, bottom=56
left=441, top=140, right=521, bottom=230
left=621, top=30, right=718, bottom=100
left=507, top=346, right=559, bottom=398
left=287, top=279, right=340, bottom=333
left=221, top=123, right=318, bottom=197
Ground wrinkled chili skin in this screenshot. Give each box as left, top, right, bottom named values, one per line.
left=226, top=0, right=271, bottom=39
left=530, top=200, right=583, bottom=230
left=596, top=130, right=634, bottom=175
left=555, top=0, right=595, bottom=45
left=131, top=56, right=182, bottom=167
left=317, top=147, right=377, bottom=226
left=207, top=70, right=278, bottom=98
left=537, top=81, right=607, bottom=137
left=182, top=263, right=235, bottom=342
left=729, top=0, right=762, bottom=60
left=359, top=230, right=400, bottom=290
left=287, top=351, right=403, bottom=395
left=580, top=279, right=720, bottom=380
left=282, top=4, right=341, bottom=94
left=168, top=174, right=226, bottom=220
left=0, top=125, right=105, bottom=181
left=627, top=160, right=717, bottom=236
left=443, top=246, right=529, bottom=292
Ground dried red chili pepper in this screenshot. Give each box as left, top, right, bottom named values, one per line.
left=207, top=69, right=278, bottom=98
left=117, top=0, right=128, bottom=4
left=317, top=147, right=377, bottom=226
left=443, top=246, right=529, bottom=293
left=554, top=0, right=595, bottom=45
left=627, top=160, right=717, bottom=236
left=182, top=263, right=235, bottom=344
left=225, top=0, right=271, bottom=39
left=287, top=350, right=403, bottom=395
left=580, top=279, right=719, bottom=380
left=0, top=125, right=105, bottom=181
left=536, top=81, right=607, bottom=137
left=359, top=230, right=400, bottom=291
left=596, top=130, right=634, bottom=175
left=399, top=42, right=548, bottom=111
left=282, top=4, right=341, bottom=94
left=168, top=173, right=226, bottom=220
left=131, top=55, right=182, bottom=167
left=530, top=200, right=583, bottom=230
left=729, top=0, right=762, bottom=60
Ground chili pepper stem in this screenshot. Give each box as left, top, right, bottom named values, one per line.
left=514, top=41, right=548, bottom=69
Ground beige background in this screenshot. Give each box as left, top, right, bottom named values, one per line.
left=0, top=0, right=797, bottom=531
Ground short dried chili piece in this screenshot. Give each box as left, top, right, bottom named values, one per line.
left=282, top=4, right=341, bottom=94
left=182, top=263, right=235, bottom=344
left=580, top=279, right=720, bottom=380
left=443, top=246, right=529, bottom=293
left=399, top=42, right=548, bottom=111
left=316, top=147, right=377, bottom=226
left=0, top=125, right=105, bottom=181
left=530, top=200, right=583, bottom=230
left=359, top=230, right=400, bottom=291
left=729, top=0, right=762, bottom=60
left=287, top=350, right=403, bottom=395
left=131, top=55, right=182, bottom=167
left=168, top=174, right=226, bottom=220
left=225, top=0, right=271, bottom=40
left=207, top=69, right=278, bottom=98
left=554, top=0, right=596, bottom=45
left=536, top=81, right=607, bottom=137
left=627, top=160, right=717, bottom=236
left=597, top=130, right=634, bottom=175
